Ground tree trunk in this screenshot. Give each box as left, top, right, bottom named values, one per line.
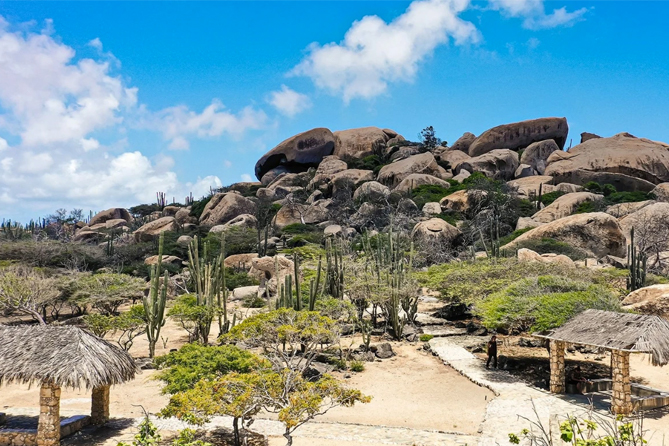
left=233, top=417, right=240, bottom=446
left=283, top=428, right=293, bottom=446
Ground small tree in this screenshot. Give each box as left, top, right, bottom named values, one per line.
left=0, top=266, right=59, bottom=324
left=73, top=273, right=145, bottom=315
left=419, top=126, right=441, bottom=150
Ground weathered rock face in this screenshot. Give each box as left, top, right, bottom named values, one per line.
left=105, top=219, right=129, bottom=229
left=468, top=117, right=569, bottom=157
left=450, top=132, right=476, bottom=153
left=618, top=202, right=669, bottom=240
left=605, top=200, right=655, bottom=219
left=451, top=170, right=471, bottom=183
left=394, top=174, right=451, bottom=193
left=508, top=176, right=554, bottom=198
left=501, top=212, right=626, bottom=258
left=544, top=133, right=669, bottom=191
left=260, top=166, right=292, bottom=186
left=531, top=192, right=603, bottom=224
left=652, top=183, right=669, bottom=202
left=231, top=286, right=259, bottom=301
left=210, top=214, right=258, bottom=233
left=377, top=152, right=448, bottom=187
left=456, top=149, right=519, bottom=181
left=145, top=255, right=183, bottom=267
left=175, top=208, right=192, bottom=225
left=353, top=181, right=390, bottom=202
left=514, top=164, right=535, bottom=179
left=255, top=128, right=335, bottom=181
left=435, top=149, right=471, bottom=171
left=517, top=248, right=575, bottom=268
left=177, top=235, right=193, bottom=248
left=331, top=169, right=374, bottom=195
left=199, top=193, right=257, bottom=227
left=439, top=190, right=471, bottom=213
left=411, top=218, right=462, bottom=245
left=134, top=217, right=179, bottom=243
left=333, top=127, right=397, bottom=159
left=308, top=156, right=348, bottom=191
left=89, top=208, right=133, bottom=226
left=622, top=284, right=669, bottom=318
left=224, top=253, right=258, bottom=271
left=249, top=255, right=294, bottom=294
left=274, top=199, right=332, bottom=228
left=520, top=139, right=559, bottom=175
left=580, top=132, right=601, bottom=143
left=422, top=202, right=442, bottom=215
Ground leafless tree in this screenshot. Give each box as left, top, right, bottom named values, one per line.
left=0, top=265, right=60, bottom=324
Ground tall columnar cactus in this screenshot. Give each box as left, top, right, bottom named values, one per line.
left=143, top=232, right=168, bottom=358
left=325, top=238, right=344, bottom=299
left=536, top=183, right=543, bottom=211
left=627, top=227, right=647, bottom=291
left=308, top=256, right=324, bottom=311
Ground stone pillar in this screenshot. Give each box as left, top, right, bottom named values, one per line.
left=611, top=350, right=633, bottom=415
left=549, top=340, right=566, bottom=394
left=91, top=385, right=111, bottom=425
left=36, top=382, right=61, bottom=446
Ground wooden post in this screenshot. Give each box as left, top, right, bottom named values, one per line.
left=549, top=340, right=566, bottom=393
left=91, top=385, right=110, bottom=425
left=611, top=350, right=633, bottom=415
left=36, top=381, right=61, bottom=446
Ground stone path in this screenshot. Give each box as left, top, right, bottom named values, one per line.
left=429, top=337, right=668, bottom=446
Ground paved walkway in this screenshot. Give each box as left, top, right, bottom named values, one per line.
left=429, top=337, right=667, bottom=446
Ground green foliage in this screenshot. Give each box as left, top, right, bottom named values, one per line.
left=73, top=273, right=145, bottom=315
left=511, top=237, right=589, bottom=260
left=575, top=201, right=598, bottom=214
left=0, top=240, right=106, bottom=270
left=627, top=227, right=647, bottom=291
left=189, top=195, right=213, bottom=220
left=242, top=294, right=266, bottom=308
left=349, top=361, right=365, bottom=372
left=410, top=184, right=451, bottom=209
left=434, top=213, right=461, bottom=226
left=224, top=268, right=258, bottom=291
left=117, top=414, right=161, bottom=446
left=419, top=334, right=434, bottom=342
left=498, top=228, right=533, bottom=246
left=286, top=233, right=322, bottom=248
left=344, top=154, right=387, bottom=173
left=281, top=223, right=317, bottom=235
left=129, top=203, right=162, bottom=218
left=539, top=191, right=565, bottom=206
left=419, top=126, right=441, bottom=149
left=171, top=429, right=212, bottom=446
left=144, top=232, right=169, bottom=358
left=155, top=343, right=269, bottom=395
left=168, top=294, right=221, bottom=343
left=477, top=275, right=621, bottom=332
left=203, top=227, right=257, bottom=257
left=315, top=297, right=356, bottom=322
left=281, top=244, right=326, bottom=260
left=607, top=190, right=654, bottom=204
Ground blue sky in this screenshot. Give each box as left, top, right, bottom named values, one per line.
left=1, top=1, right=668, bottom=221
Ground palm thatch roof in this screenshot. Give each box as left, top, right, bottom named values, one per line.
left=536, top=310, right=669, bottom=366
left=0, top=325, right=137, bottom=389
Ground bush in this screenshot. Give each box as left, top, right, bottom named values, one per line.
left=350, top=360, right=365, bottom=372
left=286, top=233, right=322, bottom=248
left=419, top=334, right=434, bottom=342
left=539, top=191, right=565, bottom=206
left=410, top=184, right=451, bottom=209
left=203, top=226, right=257, bottom=257
left=510, top=237, right=589, bottom=260
left=225, top=268, right=258, bottom=291
left=0, top=240, right=106, bottom=270
left=434, top=213, right=460, bottom=226
left=477, top=275, right=621, bottom=333
left=498, top=228, right=533, bottom=246
left=189, top=195, right=213, bottom=220
left=606, top=191, right=654, bottom=204
left=281, top=223, right=318, bottom=235
left=242, top=294, right=266, bottom=308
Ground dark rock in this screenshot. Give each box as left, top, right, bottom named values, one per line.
left=518, top=337, right=544, bottom=348
left=469, top=117, right=569, bottom=157
left=433, top=302, right=472, bottom=321
left=580, top=132, right=601, bottom=143
left=371, top=342, right=395, bottom=359
left=302, top=362, right=333, bottom=381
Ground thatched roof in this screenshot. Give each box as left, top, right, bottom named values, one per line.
left=536, top=309, right=669, bottom=366
left=0, top=325, right=138, bottom=389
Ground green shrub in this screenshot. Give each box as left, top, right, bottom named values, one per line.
left=435, top=213, right=460, bottom=226
left=189, top=195, right=213, bottom=220
left=606, top=191, right=654, bottom=204
left=154, top=343, right=268, bottom=394
left=281, top=223, right=318, bottom=235
left=286, top=233, right=322, bottom=248
left=350, top=360, right=365, bottom=372
left=575, top=201, right=597, bottom=214
left=242, top=294, right=266, bottom=308
left=540, top=191, right=565, bottom=206
left=281, top=244, right=326, bottom=260
left=203, top=226, right=257, bottom=256
left=419, top=334, right=434, bottom=342
left=498, top=228, right=533, bottom=246
left=477, top=275, right=621, bottom=332
left=225, top=268, right=258, bottom=291
left=410, top=184, right=452, bottom=209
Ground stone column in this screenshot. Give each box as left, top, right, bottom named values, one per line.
left=549, top=340, right=566, bottom=394
left=36, top=381, right=61, bottom=446
left=611, top=350, right=633, bottom=415
left=91, top=385, right=111, bottom=425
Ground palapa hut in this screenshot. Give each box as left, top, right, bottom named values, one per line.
left=0, top=325, right=137, bottom=446
left=535, top=309, right=669, bottom=415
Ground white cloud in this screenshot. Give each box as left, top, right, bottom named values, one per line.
left=0, top=137, right=8, bottom=151
left=80, top=137, right=100, bottom=152
left=152, top=100, right=268, bottom=150
left=240, top=173, right=253, bottom=182
left=292, top=0, right=480, bottom=102
left=87, top=37, right=103, bottom=51
left=488, top=0, right=587, bottom=29
left=224, top=160, right=232, bottom=168
left=268, top=85, right=312, bottom=117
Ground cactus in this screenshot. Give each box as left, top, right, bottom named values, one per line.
left=293, top=254, right=302, bottom=311
left=308, top=256, right=324, bottom=311
left=536, top=183, right=543, bottom=211
left=627, top=227, right=647, bottom=291
left=156, top=191, right=167, bottom=210
left=325, top=238, right=345, bottom=299
left=143, top=232, right=168, bottom=358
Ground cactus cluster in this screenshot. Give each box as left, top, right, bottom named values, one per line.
left=627, top=227, right=647, bottom=291
left=143, top=232, right=168, bottom=358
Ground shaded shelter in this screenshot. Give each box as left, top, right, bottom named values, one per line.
left=0, top=325, right=137, bottom=445
left=535, top=309, right=669, bottom=414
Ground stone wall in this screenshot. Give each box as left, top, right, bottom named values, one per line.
left=611, top=350, right=633, bottom=415
left=0, top=430, right=37, bottom=446
left=91, top=386, right=110, bottom=425
left=549, top=340, right=566, bottom=393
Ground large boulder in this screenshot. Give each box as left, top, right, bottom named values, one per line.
left=622, top=284, right=669, bottom=318
left=531, top=192, right=604, bottom=224
left=618, top=202, right=669, bottom=240
left=520, top=139, right=560, bottom=175
left=210, top=214, right=258, bottom=233
left=412, top=218, right=462, bottom=246
left=331, top=169, right=374, bottom=195
left=652, top=183, right=669, bottom=202
left=274, top=199, right=332, bottom=228
left=308, top=156, right=348, bottom=191
left=260, top=166, right=291, bottom=186
left=517, top=248, right=575, bottom=268
left=605, top=200, right=655, bottom=219
left=501, top=212, right=626, bottom=258
left=199, top=193, right=257, bottom=227
left=450, top=132, right=476, bottom=153
left=134, top=217, right=179, bottom=243
left=333, top=127, right=396, bottom=159
left=89, top=208, right=133, bottom=226
left=249, top=255, right=294, bottom=294
left=255, top=128, right=335, bottom=181
left=456, top=149, right=519, bottom=181
left=174, top=207, right=192, bottom=225
left=377, top=152, right=448, bottom=188
left=435, top=149, right=471, bottom=171
left=394, top=174, right=451, bottom=193
left=224, top=253, right=258, bottom=271
left=468, top=117, right=569, bottom=157
left=353, top=181, right=390, bottom=202
left=544, top=133, right=669, bottom=191
left=439, top=190, right=471, bottom=213
left=508, top=176, right=554, bottom=199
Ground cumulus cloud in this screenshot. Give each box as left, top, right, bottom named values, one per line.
left=240, top=173, right=253, bottom=182
left=294, top=0, right=585, bottom=101
left=268, top=85, right=312, bottom=117
left=0, top=137, right=8, bottom=151
left=489, top=0, right=587, bottom=29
